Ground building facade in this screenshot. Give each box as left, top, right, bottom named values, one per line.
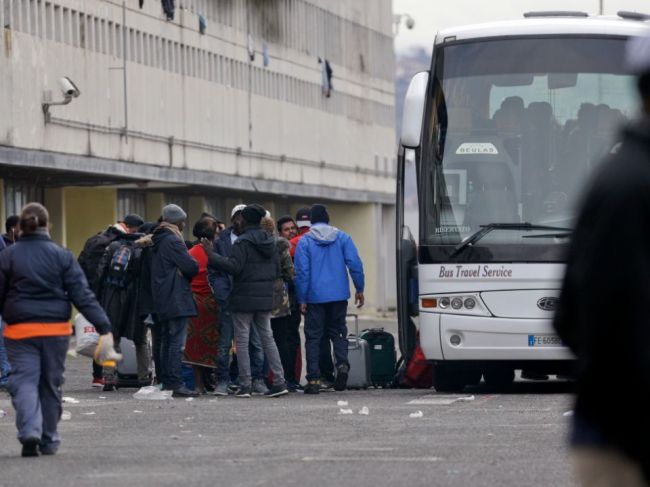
left=0, top=0, right=396, bottom=310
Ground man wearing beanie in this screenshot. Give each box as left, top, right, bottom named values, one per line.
left=151, top=204, right=199, bottom=397
left=294, top=204, right=365, bottom=394
left=553, top=34, right=650, bottom=484
left=207, top=204, right=267, bottom=396
left=203, top=204, right=288, bottom=398
left=289, top=207, right=311, bottom=257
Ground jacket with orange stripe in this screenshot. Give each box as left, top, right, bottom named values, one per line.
left=0, top=231, right=110, bottom=334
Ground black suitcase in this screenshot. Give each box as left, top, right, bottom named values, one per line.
left=360, top=328, right=396, bottom=388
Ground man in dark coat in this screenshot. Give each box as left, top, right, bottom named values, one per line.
left=553, top=36, right=650, bottom=485
left=151, top=204, right=199, bottom=397
left=203, top=204, right=288, bottom=398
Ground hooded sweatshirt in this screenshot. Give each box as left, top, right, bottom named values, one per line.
left=206, top=225, right=279, bottom=312
left=294, top=223, right=364, bottom=304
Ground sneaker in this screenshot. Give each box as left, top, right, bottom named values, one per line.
left=265, top=384, right=289, bottom=398
left=251, top=379, right=270, bottom=396
left=102, top=382, right=115, bottom=392
left=91, top=378, right=104, bottom=388
left=303, top=381, right=320, bottom=395
left=212, top=381, right=229, bottom=397
left=21, top=437, right=40, bottom=457
left=172, top=387, right=199, bottom=398
left=235, top=386, right=252, bottom=398
left=287, top=382, right=303, bottom=393
left=334, top=364, right=349, bottom=391
left=319, top=379, right=334, bottom=392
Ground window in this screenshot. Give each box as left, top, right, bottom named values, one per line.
left=4, top=180, right=44, bottom=218
left=117, top=190, right=146, bottom=220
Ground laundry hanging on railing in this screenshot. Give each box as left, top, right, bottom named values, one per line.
left=161, top=0, right=174, bottom=21
left=262, top=41, right=269, bottom=67
left=318, top=57, right=333, bottom=98
left=247, top=34, right=255, bottom=61
left=198, top=13, right=206, bottom=34
left=139, top=0, right=144, bottom=8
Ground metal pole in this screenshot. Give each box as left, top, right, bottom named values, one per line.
left=122, top=1, right=128, bottom=137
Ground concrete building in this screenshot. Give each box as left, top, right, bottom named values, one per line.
left=0, top=0, right=396, bottom=311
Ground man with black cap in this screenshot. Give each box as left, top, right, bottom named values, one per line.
left=553, top=34, right=650, bottom=485
left=208, top=204, right=267, bottom=396
left=294, top=204, right=365, bottom=394
left=203, top=204, right=288, bottom=398
left=78, top=213, right=144, bottom=388
left=151, top=204, right=199, bottom=397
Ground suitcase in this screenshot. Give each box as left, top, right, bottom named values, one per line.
left=116, top=336, right=152, bottom=388
left=360, top=328, right=396, bottom=388
left=345, top=314, right=371, bottom=390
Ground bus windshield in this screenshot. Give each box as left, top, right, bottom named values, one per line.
left=421, top=36, right=637, bottom=262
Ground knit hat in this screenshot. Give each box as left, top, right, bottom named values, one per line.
left=242, top=204, right=267, bottom=225
left=295, top=207, right=311, bottom=228
left=309, top=204, right=329, bottom=224
left=231, top=204, right=246, bottom=219
left=162, top=204, right=187, bottom=224
left=123, top=214, right=144, bottom=228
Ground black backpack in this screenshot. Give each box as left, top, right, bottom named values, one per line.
left=78, top=230, right=118, bottom=292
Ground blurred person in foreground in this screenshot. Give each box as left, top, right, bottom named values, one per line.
left=0, top=203, right=119, bottom=457
left=553, top=34, right=650, bottom=486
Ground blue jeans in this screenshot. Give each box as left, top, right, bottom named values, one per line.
left=217, top=307, right=264, bottom=382
left=304, top=301, right=349, bottom=382
left=5, top=336, right=69, bottom=450
left=0, top=320, right=11, bottom=384
left=159, top=317, right=188, bottom=391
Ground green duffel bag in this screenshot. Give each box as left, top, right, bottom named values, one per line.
left=359, top=328, right=397, bottom=388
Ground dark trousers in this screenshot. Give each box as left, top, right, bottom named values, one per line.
left=150, top=321, right=163, bottom=382
left=271, top=309, right=301, bottom=384
left=304, top=301, right=349, bottom=382
left=217, top=307, right=264, bottom=383
left=159, top=317, right=188, bottom=391
left=320, top=338, right=335, bottom=382
left=5, top=336, right=69, bottom=449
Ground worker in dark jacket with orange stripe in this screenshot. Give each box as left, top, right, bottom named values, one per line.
left=0, top=203, right=119, bottom=457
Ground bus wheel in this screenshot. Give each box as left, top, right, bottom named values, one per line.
left=432, top=365, right=466, bottom=392
left=483, top=368, right=515, bottom=388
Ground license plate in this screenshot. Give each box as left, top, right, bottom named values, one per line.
left=528, top=335, right=563, bottom=347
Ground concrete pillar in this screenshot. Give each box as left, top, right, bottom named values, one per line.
left=64, top=187, right=117, bottom=258
left=44, top=187, right=66, bottom=247
left=145, top=192, right=165, bottom=222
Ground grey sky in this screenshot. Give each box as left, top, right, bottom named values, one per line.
left=393, top=0, right=650, bottom=52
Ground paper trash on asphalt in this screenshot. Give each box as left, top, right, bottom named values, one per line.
left=457, top=395, right=475, bottom=402
left=81, top=412, right=96, bottom=416
left=185, top=397, right=194, bottom=402
left=62, top=396, right=80, bottom=404
left=61, top=411, right=72, bottom=421
left=358, top=406, right=369, bottom=415
left=409, top=411, right=424, bottom=418
left=133, top=386, right=173, bottom=401
left=339, top=408, right=354, bottom=415
left=337, top=400, right=348, bottom=407
left=563, top=410, right=574, bottom=417
left=0, top=409, right=7, bottom=418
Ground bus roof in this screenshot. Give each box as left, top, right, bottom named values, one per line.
left=436, top=16, right=650, bottom=45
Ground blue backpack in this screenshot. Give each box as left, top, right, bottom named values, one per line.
left=106, top=244, right=134, bottom=288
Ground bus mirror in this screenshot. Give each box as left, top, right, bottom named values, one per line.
left=400, top=71, right=430, bottom=149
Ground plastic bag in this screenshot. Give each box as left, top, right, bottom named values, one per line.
left=133, top=386, right=173, bottom=401
left=74, top=314, right=99, bottom=358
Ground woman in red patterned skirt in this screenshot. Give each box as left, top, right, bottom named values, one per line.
left=184, top=217, right=220, bottom=393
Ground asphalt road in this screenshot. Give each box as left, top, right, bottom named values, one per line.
left=0, top=316, right=577, bottom=487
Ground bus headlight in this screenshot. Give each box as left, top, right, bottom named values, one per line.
left=464, top=297, right=476, bottom=310
left=420, top=293, right=490, bottom=316
left=439, top=297, right=450, bottom=309
left=451, top=297, right=463, bottom=310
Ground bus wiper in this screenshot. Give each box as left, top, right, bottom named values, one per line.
left=450, top=223, right=572, bottom=257
left=522, top=232, right=572, bottom=239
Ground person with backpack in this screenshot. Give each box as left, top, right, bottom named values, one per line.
left=0, top=203, right=120, bottom=457
left=294, top=204, right=365, bottom=395
left=78, top=214, right=144, bottom=388
left=151, top=204, right=200, bottom=398
left=202, top=204, right=288, bottom=398
left=95, top=217, right=151, bottom=391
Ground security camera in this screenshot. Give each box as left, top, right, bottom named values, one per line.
left=58, top=77, right=80, bottom=98
left=405, top=16, right=415, bottom=30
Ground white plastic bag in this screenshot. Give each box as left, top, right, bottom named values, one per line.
left=133, top=386, right=173, bottom=401
left=74, top=314, right=99, bottom=358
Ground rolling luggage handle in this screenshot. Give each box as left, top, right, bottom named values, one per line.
left=347, top=313, right=361, bottom=350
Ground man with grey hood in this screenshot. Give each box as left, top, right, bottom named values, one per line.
left=294, top=204, right=365, bottom=395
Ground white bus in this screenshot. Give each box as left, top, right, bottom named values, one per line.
left=396, top=12, right=648, bottom=391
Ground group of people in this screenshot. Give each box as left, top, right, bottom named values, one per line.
left=77, top=202, right=365, bottom=398
left=0, top=200, right=364, bottom=455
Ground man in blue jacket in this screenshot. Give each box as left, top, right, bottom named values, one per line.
left=294, top=204, right=365, bottom=394
left=151, top=204, right=199, bottom=397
